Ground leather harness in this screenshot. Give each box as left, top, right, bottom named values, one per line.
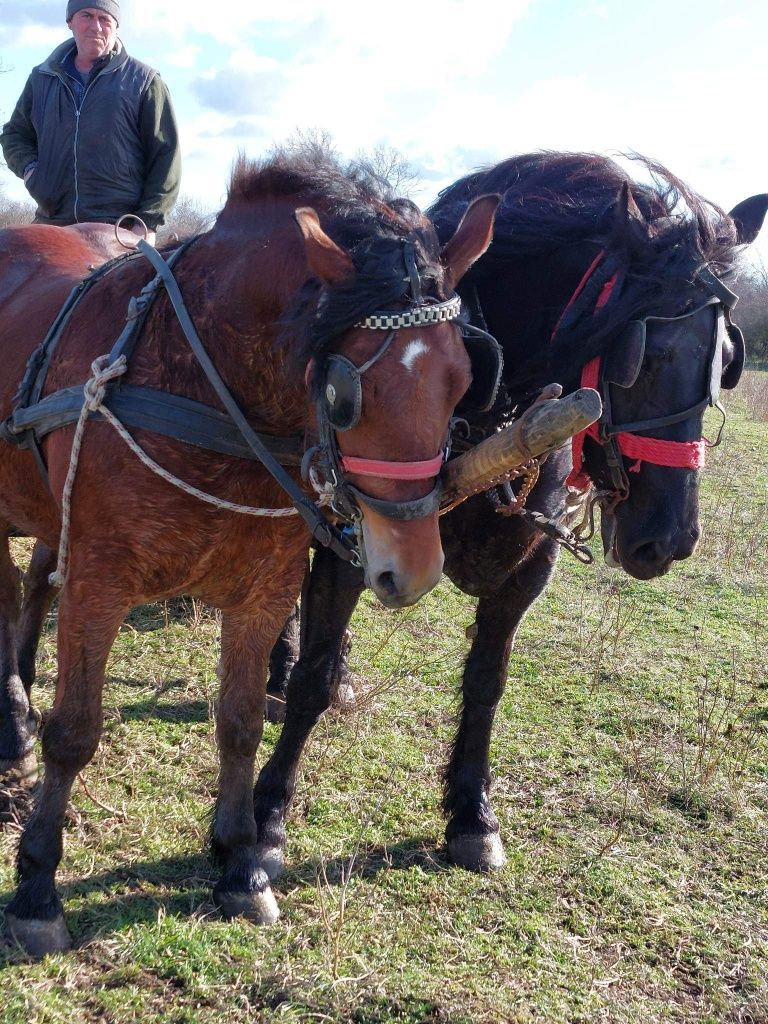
left=2, top=237, right=502, bottom=566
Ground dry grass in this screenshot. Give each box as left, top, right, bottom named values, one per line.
left=0, top=398, right=767, bottom=1023
left=739, top=367, right=768, bottom=422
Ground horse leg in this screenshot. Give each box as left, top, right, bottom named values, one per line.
left=265, top=602, right=300, bottom=724
left=210, top=607, right=291, bottom=924
left=444, top=537, right=559, bottom=872
left=4, top=580, right=128, bottom=956
left=17, top=540, right=58, bottom=695
left=253, top=545, right=365, bottom=879
left=0, top=529, right=40, bottom=821
left=265, top=553, right=357, bottom=725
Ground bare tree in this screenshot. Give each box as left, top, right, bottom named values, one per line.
left=735, top=262, right=768, bottom=365
left=354, top=143, right=419, bottom=197
left=0, top=186, right=33, bottom=228
left=157, top=194, right=214, bottom=243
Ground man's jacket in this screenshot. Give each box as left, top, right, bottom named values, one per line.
left=0, top=40, right=181, bottom=229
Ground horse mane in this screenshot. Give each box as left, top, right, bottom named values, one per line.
left=429, top=151, right=743, bottom=395
left=219, top=141, right=446, bottom=368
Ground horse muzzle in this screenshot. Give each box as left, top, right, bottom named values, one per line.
left=356, top=505, right=444, bottom=608
left=603, top=505, right=701, bottom=580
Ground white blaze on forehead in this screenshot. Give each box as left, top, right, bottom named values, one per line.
left=401, top=338, right=429, bottom=372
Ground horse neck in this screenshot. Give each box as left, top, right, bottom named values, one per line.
left=155, top=228, right=309, bottom=433
left=476, top=248, right=590, bottom=400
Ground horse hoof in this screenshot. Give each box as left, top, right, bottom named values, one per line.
left=214, top=886, right=280, bottom=924
left=255, top=844, right=285, bottom=882
left=0, top=751, right=39, bottom=824
left=265, top=692, right=286, bottom=724
left=448, top=833, right=507, bottom=873
left=333, top=681, right=356, bottom=712
left=4, top=912, right=72, bottom=957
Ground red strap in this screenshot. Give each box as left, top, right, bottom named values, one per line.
left=595, top=274, right=617, bottom=311
left=567, top=355, right=707, bottom=491
left=616, top=432, right=706, bottom=469
left=550, top=249, right=702, bottom=490
left=550, top=252, right=606, bottom=342
left=340, top=453, right=444, bottom=480
left=566, top=356, right=600, bottom=490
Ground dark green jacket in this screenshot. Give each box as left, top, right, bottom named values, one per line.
left=0, top=40, right=181, bottom=229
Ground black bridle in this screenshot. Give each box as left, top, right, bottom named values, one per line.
left=570, top=267, right=745, bottom=504
left=304, top=297, right=466, bottom=532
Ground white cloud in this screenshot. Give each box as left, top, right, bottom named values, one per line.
left=121, top=0, right=532, bottom=53
left=164, top=45, right=200, bottom=69
left=15, top=25, right=63, bottom=48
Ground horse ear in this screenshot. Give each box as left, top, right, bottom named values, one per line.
left=606, top=181, right=648, bottom=251
left=440, top=194, right=500, bottom=292
left=727, top=194, right=768, bottom=245
left=294, top=207, right=354, bottom=286
left=615, top=181, right=646, bottom=228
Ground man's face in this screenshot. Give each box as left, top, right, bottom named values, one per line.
left=68, top=8, right=118, bottom=63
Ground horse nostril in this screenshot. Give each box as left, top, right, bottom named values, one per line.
left=374, top=570, right=399, bottom=599
left=631, top=540, right=666, bottom=566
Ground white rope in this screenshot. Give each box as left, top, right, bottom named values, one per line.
left=50, top=355, right=128, bottom=587
left=50, top=354, right=328, bottom=588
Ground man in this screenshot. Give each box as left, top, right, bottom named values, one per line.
left=0, top=0, right=180, bottom=241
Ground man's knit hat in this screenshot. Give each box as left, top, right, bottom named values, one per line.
left=66, top=0, right=120, bottom=25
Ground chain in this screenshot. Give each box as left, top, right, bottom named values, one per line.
left=440, top=458, right=540, bottom=516
left=489, top=460, right=541, bottom=517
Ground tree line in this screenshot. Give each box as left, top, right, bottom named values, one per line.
left=734, top=263, right=768, bottom=365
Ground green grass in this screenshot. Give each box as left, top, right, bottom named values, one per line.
left=1, top=373, right=767, bottom=1023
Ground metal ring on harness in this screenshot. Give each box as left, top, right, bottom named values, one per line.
left=114, top=214, right=150, bottom=249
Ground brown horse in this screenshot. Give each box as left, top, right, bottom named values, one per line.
left=0, top=147, right=497, bottom=955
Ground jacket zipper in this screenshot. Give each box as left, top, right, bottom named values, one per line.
left=72, top=79, right=100, bottom=222
left=47, top=62, right=111, bottom=223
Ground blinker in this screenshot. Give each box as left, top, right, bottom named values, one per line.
left=708, top=308, right=725, bottom=407
left=323, top=355, right=362, bottom=432
left=457, top=328, right=504, bottom=414
left=722, top=318, right=745, bottom=390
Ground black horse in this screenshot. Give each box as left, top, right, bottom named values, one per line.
left=250, top=152, right=767, bottom=883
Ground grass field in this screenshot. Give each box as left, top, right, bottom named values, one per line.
left=1, top=374, right=766, bottom=1024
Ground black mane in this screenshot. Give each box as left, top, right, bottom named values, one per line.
left=429, top=152, right=742, bottom=400
left=221, top=142, right=446, bottom=367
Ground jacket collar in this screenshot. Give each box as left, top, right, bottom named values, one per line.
left=40, top=37, right=126, bottom=76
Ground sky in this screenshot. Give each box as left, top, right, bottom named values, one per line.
left=1, top=0, right=766, bottom=263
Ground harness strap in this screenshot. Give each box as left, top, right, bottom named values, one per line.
left=4, top=383, right=304, bottom=465
left=9, top=249, right=143, bottom=483
left=340, top=453, right=444, bottom=480
left=554, top=253, right=713, bottom=493
left=134, top=241, right=358, bottom=563
left=345, top=482, right=442, bottom=520
left=566, top=355, right=707, bottom=490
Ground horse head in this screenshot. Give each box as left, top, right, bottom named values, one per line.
left=431, top=153, right=767, bottom=583
left=294, top=195, right=499, bottom=607
left=577, top=189, right=768, bottom=578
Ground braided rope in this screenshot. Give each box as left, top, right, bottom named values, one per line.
left=49, top=354, right=323, bottom=588
left=49, top=355, right=128, bottom=587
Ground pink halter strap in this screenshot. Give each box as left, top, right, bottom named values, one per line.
left=340, top=453, right=444, bottom=480
left=565, top=358, right=706, bottom=491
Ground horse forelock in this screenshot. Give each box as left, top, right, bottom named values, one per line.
left=224, top=145, right=445, bottom=370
